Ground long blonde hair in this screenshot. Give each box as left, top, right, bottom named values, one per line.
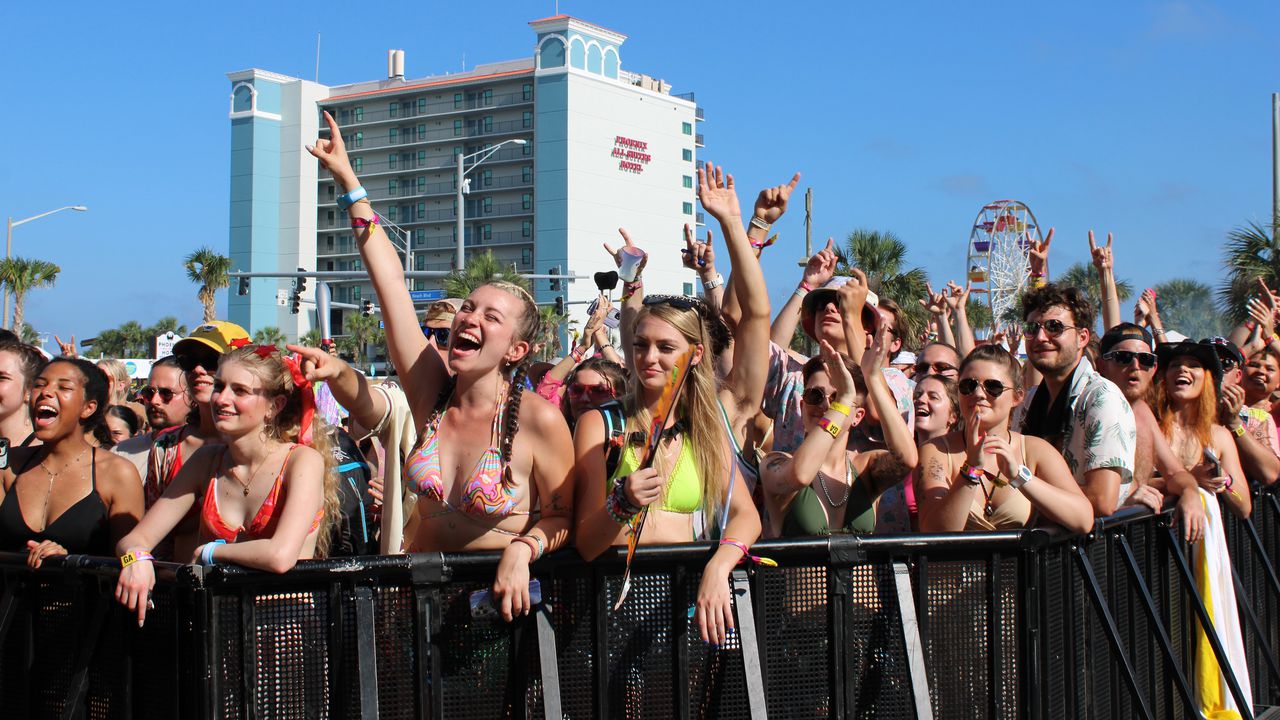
left=220, top=346, right=340, bottom=557
left=624, top=302, right=729, bottom=526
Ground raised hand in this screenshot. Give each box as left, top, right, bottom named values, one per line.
left=286, top=343, right=345, bottom=383
left=860, top=320, right=892, bottom=378
left=1005, top=322, right=1024, bottom=356
left=1142, top=289, right=1163, bottom=328
left=603, top=228, right=648, bottom=276
left=919, top=282, right=948, bottom=317
left=696, top=162, right=742, bottom=223
left=53, top=335, right=76, bottom=358
left=837, top=268, right=870, bottom=314
left=963, top=406, right=986, bottom=467
left=944, top=281, right=971, bottom=312
left=1247, top=296, right=1276, bottom=337
left=681, top=224, right=716, bottom=272
left=1134, top=294, right=1152, bottom=326
left=753, top=172, right=801, bottom=225
left=803, top=238, right=839, bottom=288
left=819, top=339, right=857, bottom=406
left=980, top=433, right=1019, bottom=482
left=1029, top=228, right=1053, bottom=277
left=1088, top=230, right=1114, bottom=272
left=305, top=111, right=356, bottom=185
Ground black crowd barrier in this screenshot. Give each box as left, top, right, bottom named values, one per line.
left=6, top=487, right=1280, bottom=719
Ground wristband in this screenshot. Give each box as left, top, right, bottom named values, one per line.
left=798, top=281, right=815, bottom=294
left=512, top=535, right=544, bottom=561
left=1030, top=270, right=1046, bottom=278
left=749, top=234, right=777, bottom=251
left=701, top=273, right=724, bottom=291
left=1224, top=475, right=1235, bottom=493
left=570, top=346, right=587, bottom=363
left=350, top=213, right=380, bottom=231
left=620, top=279, right=643, bottom=303
left=337, top=186, right=367, bottom=211
left=199, top=539, right=226, bottom=566
left=961, top=464, right=985, bottom=485
left=828, top=401, right=852, bottom=417
left=120, top=550, right=154, bottom=568
left=1233, top=423, right=1247, bottom=437
left=720, top=537, right=778, bottom=567
left=817, top=417, right=841, bottom=438
left=749, top=216, right=772, bottom=232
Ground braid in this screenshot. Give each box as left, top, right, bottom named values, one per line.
left=500, top=361, right=529, bottom=487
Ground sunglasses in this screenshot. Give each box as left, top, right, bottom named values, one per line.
left=802, top=387, right=839, bottom=406
left=958, top=378, right=1014, bottom=398
left=914, top=361, right=957, bottom=376
left=1023, top=319, right=1076, bottom=337
left=177, top=351, right=220, bottom=374
left=423, top=327, right=450, bottom=345
left=1102, top=350, right=1157, bottom=369
left=642, top=294, right=705, bottom=313
left=568, top=382, right=616, bottom=400
left=139, top=386, right=183, bottom=403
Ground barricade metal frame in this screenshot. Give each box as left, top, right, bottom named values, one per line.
left=3, top=487, right=1280, bottom=719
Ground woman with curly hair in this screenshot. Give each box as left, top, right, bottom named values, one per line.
left=114, top=345, right=338, bottom=624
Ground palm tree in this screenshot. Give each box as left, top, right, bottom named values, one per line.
left=342, top=312, right=385, bottom=365
left=19, top=323, right=39, bottom=345
left=837, top=229, right=930, bottom=343
left=1053, top=262, right=1134, bottom=331
left=92, top=328, right=125, bottom=358
left=252, top=326, right=287, bottom=346
left=300, top=328, right=322, bottom=347
left=184, top=247, right=231, bottom=323
left=533, top=305, right=574, bottom=360
left=145, top=316, right=187, bottom=339
left=1154, top=278, right=1223, bottom=339
left=1217, top=219, right=1280, bottom=324
left=443, top=251, right=528, bottom=299
left=118, top=321, right=148, bottom=357
left=0, top=257, right=60, bottom=333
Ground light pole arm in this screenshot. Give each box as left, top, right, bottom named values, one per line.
left=10, top=205, right=87, bottom=229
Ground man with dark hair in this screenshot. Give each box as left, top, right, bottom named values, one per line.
left=113, top=355, right=192, bottom=476
left=914, top=341, right=960, bottom=380
left=1018, top=283, right=1136, bottom=516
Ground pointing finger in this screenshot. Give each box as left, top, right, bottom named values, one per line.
left=785, top=172, right=801, bottom=191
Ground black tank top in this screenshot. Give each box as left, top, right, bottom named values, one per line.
left=0, top=448, right=111, bottom=556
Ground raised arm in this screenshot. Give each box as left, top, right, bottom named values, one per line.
left=838, top=268, right=871, bottom=365
left=1220, top=382, right=1280, bottom=484
left=920, top=284, right=954, bottom=348
left=945, top=281, right=975, bottom=356
left=771, top=238, right=837, bottom=354
left=861, top=323, right=919, bottom=486
left=307, top=112, right=444, bottom=425
left=289, top=344, right=388, bottom=432
left=721, top=173, right=800, bottom=330
left=604, top=229, right=647, bottom=370
left=698, top=163, right=771, bottom=426
left=682, top=226, right=723, bottom=312
left=1090, top=231, right=1121, bottom=332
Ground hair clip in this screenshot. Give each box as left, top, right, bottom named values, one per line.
left=228, top=338, right=252, bottom=349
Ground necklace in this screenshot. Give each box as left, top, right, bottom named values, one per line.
left=817, top=459, right=853, bottom=508
left=36, top=446, right=90, bottom=532
left=229, top=446, right=277, bottom=497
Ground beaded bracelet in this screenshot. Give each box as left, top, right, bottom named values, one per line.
left=720, top=537, right=777, bottom=567
left=607, top=477, right=641, bottom=524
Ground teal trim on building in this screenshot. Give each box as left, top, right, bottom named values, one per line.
left=228, top=104, right=283, bottom=331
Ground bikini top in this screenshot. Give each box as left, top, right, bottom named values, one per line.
left=404, top=389, right=530, bottom=520
left=944, top=433, right=1035, bottom=531
left=611, top=435, right=702, bottom=514
left=200, top=445, right=322, bottom=543
left=0, top=447, right=110, bottom=556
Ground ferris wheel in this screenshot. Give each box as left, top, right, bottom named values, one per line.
left=966, top=200, right=1041, bottom=327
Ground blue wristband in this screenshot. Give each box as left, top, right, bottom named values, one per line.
left=200, top=539, right=226, bottom=566
left=337, top=186, right=367, bottom=210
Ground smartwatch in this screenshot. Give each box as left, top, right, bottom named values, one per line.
left=1008, top=464, right=1034, bottom=489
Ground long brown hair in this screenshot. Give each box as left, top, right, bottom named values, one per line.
left=624, top=302, right=728, bottom=526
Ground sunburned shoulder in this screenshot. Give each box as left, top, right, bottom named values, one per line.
left=283, top=444, right=325, bottom=474
left=517, top=387, right=570, bottom=433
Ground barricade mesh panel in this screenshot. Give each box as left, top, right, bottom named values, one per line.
left=845, top=563, right=913, bottom=719
left=1129, top=523, right=1159, bottom=719
left=335, top=588, right=358, bottom=720
left=436, top=583, right=518, bottom=718
left=604, top=572, right=675, bottom=719
left=31, top=579, right=77, bottom=717
left=1087, top=539, right=1113, bottom=720
left=87, top=604, right=129, bottom=720
left=251, top=590, right=331, bottom=719
left=132, top=583, right=182, bottom=719
left=757, top=564, right=830, bottom=719
left=374, top=586, right=417, bottom=719
left=997, top=556, right=1018, bottom=718
left=1043, top=547, right=1067, bottom=715
left=924, top=560, right=990, bottom=720
left=540, top=574, right=598, bottom=720
left=215, top=593, right=244, bottom=720
left=685, top=569, right=750, bottom=719
left=0, top=577, right=27, bottom=717
left=1110, top=533, right=1133, bottom=720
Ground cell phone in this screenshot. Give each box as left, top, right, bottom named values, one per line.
left=604, top=307, right=621, bottom=329
left=588, top=298, right=600, bottom=316
left=594, top=271, right=620, bottom=292
left=0, top=438, right=9, bottom=470
left=469, top=579, right=542, bottom=619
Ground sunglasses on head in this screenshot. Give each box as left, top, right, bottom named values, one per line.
left=568, top=382, right=616, bottom=400
left=1023, top=319, right=1076, bottom=338
left=1102, top=350, right=1157, bottom=369
left=139, top=386, right=182, bottom=403
left=423, top=327, right=450, bottom=345
left=914, top=361, right=957, bottom=376
left=642, top=294, right=704, bottom=313
left=958, top=378, right=1014, bottom=398
left=177, top=351, right=219, bottom=374
left=802, top=387, right=840, bottom=406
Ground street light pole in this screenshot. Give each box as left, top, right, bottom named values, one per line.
left=454, top=138, right=528, bottom=271
left=3, top=205, right=87, bottom=329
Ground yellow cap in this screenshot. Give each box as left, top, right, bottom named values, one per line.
left=172, top=320, right=250, bottom=356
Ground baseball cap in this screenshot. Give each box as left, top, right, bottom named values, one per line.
left=1099, top=323, right=1153, bottom=355
left=1199, top=336, right=1245, bottom=369
left=422, top=298, right=463, bottom=325
left=173, top=320, right=250, bottom=357
left=800, top=276, right=880, bottom=339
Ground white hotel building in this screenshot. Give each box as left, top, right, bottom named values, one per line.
left=225, top=14, right=703, bottom=343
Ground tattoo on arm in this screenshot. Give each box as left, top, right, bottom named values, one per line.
left=545, top=490, right=571, bottom=517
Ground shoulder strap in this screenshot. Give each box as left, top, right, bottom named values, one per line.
left=599, top=401, right=626, bottom=479
left=90, top=447, right=97, bottom=489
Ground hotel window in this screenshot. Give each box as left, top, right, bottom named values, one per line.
left=682, top=202, right=693, bottom=215
left=386, top=206, right=397, bottom=221
left=417, top=150, right=426, bottom=165
left=521, top=248, right=533, bottom=265
left=326, top=210, right=334, bottom=223
left=389, top=179, right=398, bottom=194
left=416, top=202, right=425, bottom=219
left=682, top=122, right=692, bottom=135
left=416, top=177, right=426, bottom=193
left=413, top=228, right=425, bottom=245
left=523, top=84, right=533, bottom=101
left=483, top=89, right=493, bottom=105
left=417, top=124, right=426, bottom=141
left=353, top=158, right=363, bottom=172
left=390, top=102, right=399, bottom=119
left=354, top=106, right=364, bottom=122
left=522, top=111, right=533, bottom=129
left=453, top=119, right=463, bottom=136
left=522, top=193, right=533, bottom=211
left=682, top=148, right=692, bottom=162
left=417, top=98, right=426, bottom=114
left=482, top=224, right=492, bottom=240
left=483, top=116, right=493, bottom=132
left=522, top=166, right=533, bottom=183
left=388, top=154, right=397, bottom=170
left=482, top=169, right=492, bottom=187
left=522, top=220, right=532, bottom=238
left=522, top=143, right=533, bottom=156
left=389, top=128, right=398, bottom=143
left=682, top=175, right=693, bottom=189
left=684, top=282, right=695, bottom=296
left=354, top=132, right=363, bottom=148
left=483, top=197, right=493, bottom=213
left=453, top=93, right=463, bottom=109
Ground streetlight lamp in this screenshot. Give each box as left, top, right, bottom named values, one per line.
left=455, top=138, right=528, bottom=270
left=4, top=205, right=87, bottom=328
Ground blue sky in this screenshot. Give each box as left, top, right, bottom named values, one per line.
left=2, top=1, right=1277, bottom=352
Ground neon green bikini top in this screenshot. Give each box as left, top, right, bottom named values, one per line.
left=611, top=436, right=702, bottom=514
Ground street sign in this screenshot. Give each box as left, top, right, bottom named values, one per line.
left=276, top=289, right=288, bottom=307
left=409, top=290, right=446, bottom=302
left=154, top=332, right=178, bottom=359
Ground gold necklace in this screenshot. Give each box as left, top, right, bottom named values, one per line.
left=36, top=446, right=90, bottom=531
left=228, top=446, right=277, bottom=497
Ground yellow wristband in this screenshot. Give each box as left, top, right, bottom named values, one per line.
left=829, top=401, right=852, bottom=417
left=817, top=417, right=841, bottom=438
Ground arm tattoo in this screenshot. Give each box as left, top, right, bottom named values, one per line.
left=545, top=490, right=571, bottom=517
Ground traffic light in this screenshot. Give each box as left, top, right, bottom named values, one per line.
left=296, top=268, right=307, bottom=295
left=289, top=290, right=301, bottom=314
left=362, top=300, right=374, bottom=316
left=237, top=277, right=250, bottom=296
left=549, top=265, right=561, bottom=292
left=554, top=296, right=564, bottom=315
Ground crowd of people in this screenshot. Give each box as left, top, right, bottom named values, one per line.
left=2, top=111, right=1274, bottom=654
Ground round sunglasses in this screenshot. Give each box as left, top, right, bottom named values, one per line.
left=958, top=378, right=1014, bottom=398
left=1022, top=319, right=1076, bottom=338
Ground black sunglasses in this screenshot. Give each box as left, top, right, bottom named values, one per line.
left=914, top=361, right=957, bottom=376
left=1102, top=350, right=1157, bottom=369
left=1023, top=319, right=1076, bottom=337
left=139, top=386, right=182, bottom=403
left=176, top=351, right=219, bottom=374
left=802, top=387, right=839, bottom=406
left=423, top=327, right=450, bottom=345
left=643, top=294, right=705, bottom=314
left=958, top=378, right=1014, bottom=398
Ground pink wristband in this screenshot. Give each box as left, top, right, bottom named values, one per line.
left=719, top=538, right=777, bottom=567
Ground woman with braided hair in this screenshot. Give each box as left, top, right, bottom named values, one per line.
left=113, top=345, right=339, bottom=625
left=305, top=113, right=575, bottom=622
